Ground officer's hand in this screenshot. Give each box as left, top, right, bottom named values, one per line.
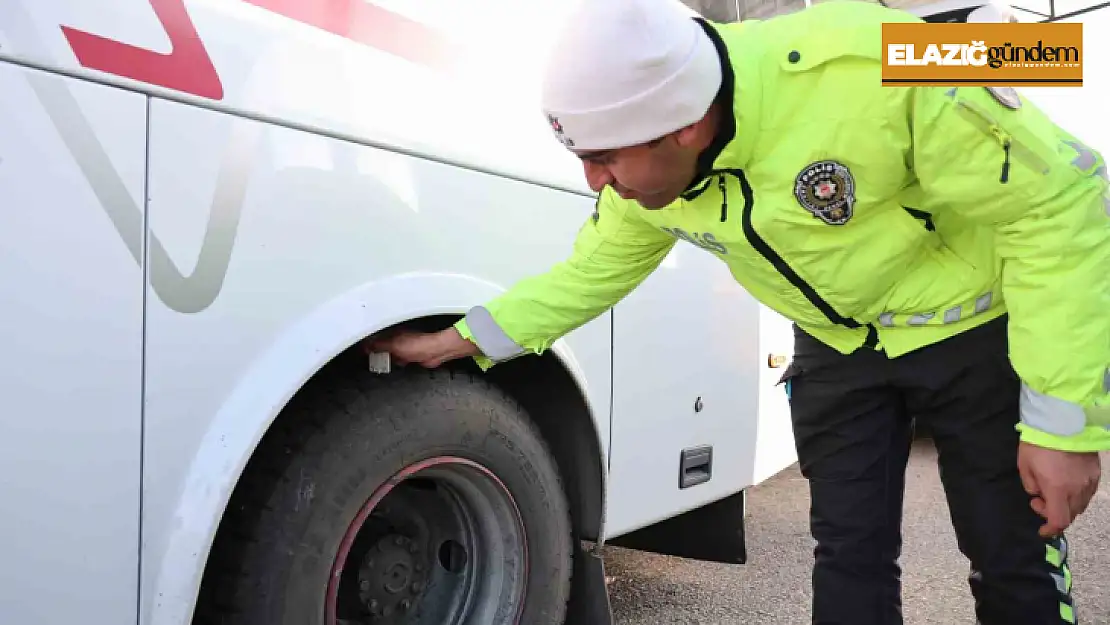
left=1017, top=442, right=1102, bottom=538
left=364, top=328, right=480, bottom=368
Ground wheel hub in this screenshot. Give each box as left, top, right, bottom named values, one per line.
left=358, top=534, right=428, bottom=621
left=326, top=458, right=529, bottom=625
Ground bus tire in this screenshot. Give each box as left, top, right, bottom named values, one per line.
left=197, top=367, right=574, bottom=625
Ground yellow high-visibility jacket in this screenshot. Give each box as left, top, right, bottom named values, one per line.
left=456, top=2, right=1110, bottom=453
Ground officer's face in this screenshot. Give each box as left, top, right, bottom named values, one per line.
left=577, top=138, right=696, bottom=209
left=575, top=112, right=719, bottom=210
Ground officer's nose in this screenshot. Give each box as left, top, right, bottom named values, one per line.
left=583, top=161, right=614, bottom=194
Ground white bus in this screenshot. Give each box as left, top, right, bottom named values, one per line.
left=0, top=1, right=1103, bottom=624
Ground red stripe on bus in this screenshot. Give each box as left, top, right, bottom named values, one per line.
left=244, top=0, right=457, bottom=71
left=60, top=0, right=225, bottom=100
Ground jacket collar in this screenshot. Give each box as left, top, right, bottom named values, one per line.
left=681, top=18, right=762, bottom=201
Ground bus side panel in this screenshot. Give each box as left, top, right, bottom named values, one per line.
left=0, top=63, right=144, bottom=624
left=607, top=245, right=796, bottom=539
left=140, top=97, right=613, bottom=625
left=1, top=0, right=590, bottom=196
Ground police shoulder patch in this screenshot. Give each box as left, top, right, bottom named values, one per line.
left=985, top=86, right=1022, bottom=110
left=794, top=160, right=856, bottom=226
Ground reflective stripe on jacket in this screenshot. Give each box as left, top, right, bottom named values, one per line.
left=456, top=1, right=1110, bottom=453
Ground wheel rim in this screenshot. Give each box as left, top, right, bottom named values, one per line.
left=326, top=456, right=528, bottom=625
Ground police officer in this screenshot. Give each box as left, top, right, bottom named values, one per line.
left=368, top=0, right=1110, bottom=622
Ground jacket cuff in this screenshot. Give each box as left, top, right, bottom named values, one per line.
left=1016, top=423, right=1110, bottom=453
left=1019, top=383, right=1087, bottom=437
left=453, top=306, right=525, bottom=370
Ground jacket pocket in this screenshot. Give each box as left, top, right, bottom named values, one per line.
left=951, top=96, right=1052, bottom=183
left=776, top=361, right=804, bottom=400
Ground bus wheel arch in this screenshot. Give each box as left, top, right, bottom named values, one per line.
left=190, top=314, right=611, bottom=624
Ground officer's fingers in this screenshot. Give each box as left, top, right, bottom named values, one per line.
left=1030, top=496, right=1053, bottom=537
left=1025, top=499, right=1052, bottom=537
left=1038, top=516, right=1067, bottom=539
left=1038, top=490, right=1072, bottom=538
left=387, top=333, right=431, bottom=358
left=365, top=330, right=399, bottom=351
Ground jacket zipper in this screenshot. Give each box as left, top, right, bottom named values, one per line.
left=718, top=169, right=878, bottom=348
left=953, top=99, right=1051, bottom=183
left=717, top=175, right=728, bottom=222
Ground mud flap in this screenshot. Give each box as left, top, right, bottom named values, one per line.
left=565, top=540, right=614, bottom=625
left=603, top=490, right=747, bottom=564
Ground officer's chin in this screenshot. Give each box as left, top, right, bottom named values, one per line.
left=635, top=192, right=679, bottom=210
left=609, top=182, right=677, bottom=209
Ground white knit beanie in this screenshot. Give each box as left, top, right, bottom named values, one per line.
left=539, top=0, right=724, bottom=152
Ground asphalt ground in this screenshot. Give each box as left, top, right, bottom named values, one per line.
left=605, top=439, right=1110, bottom=624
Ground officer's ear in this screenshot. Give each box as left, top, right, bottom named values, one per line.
left=672, top=105, right=721, bottom=152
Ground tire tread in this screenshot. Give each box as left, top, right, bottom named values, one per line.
left=193, top=367, right=573, bottom=625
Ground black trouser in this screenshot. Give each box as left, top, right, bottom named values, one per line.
left=785, top=316, right=1076, bottom=625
